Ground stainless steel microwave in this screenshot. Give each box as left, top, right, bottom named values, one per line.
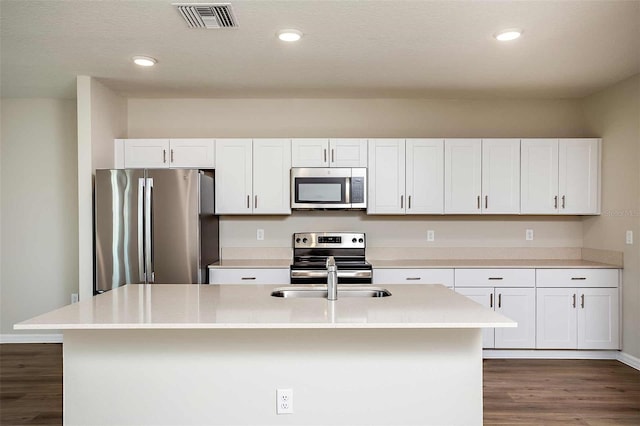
left=291, top=168, right=367, bottom=209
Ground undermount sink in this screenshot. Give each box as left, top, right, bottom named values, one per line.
left=270, top=286, right=392, bottom=299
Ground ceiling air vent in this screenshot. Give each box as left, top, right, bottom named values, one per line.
left=174, top=3, right=238, bottom=28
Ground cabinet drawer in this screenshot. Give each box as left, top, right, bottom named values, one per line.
left=536, top=269, right=619, bottom=288
left=373, top=269, right=453, bottom=287
left=208, top=268, right=289, bottom=285
left=454, top=269, right=535, bottom=287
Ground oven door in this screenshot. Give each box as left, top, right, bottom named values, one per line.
left=290, top=268, right=373, bottom=284
left=291, top=168, right=352, bottom=209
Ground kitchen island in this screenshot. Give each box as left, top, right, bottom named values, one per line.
left=16, top=284, right=515, bottom=426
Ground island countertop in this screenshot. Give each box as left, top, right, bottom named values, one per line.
left=15, top=284, right=515, bottom=330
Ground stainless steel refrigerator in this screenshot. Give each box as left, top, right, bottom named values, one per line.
left=94, top=169, right=219, bottom=294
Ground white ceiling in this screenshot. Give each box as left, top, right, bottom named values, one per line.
left=1, top=0, right=639, bottom=99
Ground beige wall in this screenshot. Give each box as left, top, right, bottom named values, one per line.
left=0, top=98, right=78, bottom=337
left=128, top=97, right=588, bottom=250
left=582, top=74, right=640, bottom=358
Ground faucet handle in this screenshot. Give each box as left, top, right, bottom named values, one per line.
left=326, top=256, right=336, bottom=268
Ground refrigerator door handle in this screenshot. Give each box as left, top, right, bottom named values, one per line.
left=137, top=178, right=146, bottom=283
left=145, top=177, right=154, bottom=283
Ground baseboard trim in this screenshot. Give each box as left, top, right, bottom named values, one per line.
left=0, top=334, right=63, bottom=344
left=483, top=349, right=620, bottom=360
left=617, top=351, right=640, bottom=371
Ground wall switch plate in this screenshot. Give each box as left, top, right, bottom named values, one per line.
left=276, top=388, right=293, bottom=414
left=626, top=230, right=633, bottom=245
left=257, top=229, right=265, bottom=241
left=525, top=229, right=534, bottom=241
left=71, top=293, right=79, bottom=304
left=427, top=230, right=435, bottom=242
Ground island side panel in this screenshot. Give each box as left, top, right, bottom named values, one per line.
left=63, top=328, right=482, bottom=426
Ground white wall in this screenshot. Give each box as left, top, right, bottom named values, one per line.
left=582, top=74, right=640, bottom=358
left=0, top=98, right=78, bottom=337
left=128, top=97, right=588, bottom=250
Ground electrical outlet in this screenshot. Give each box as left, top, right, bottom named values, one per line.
left=427, top=230, right=435, bottom=242
left=276, top=388, right=293, bottom=414
left=71, top=293, right=79, bottom=304
left=257, top=229, right=265, bottom=241
left=626, top=230, right=633, bottom=245
left=525, top=229, right=534, bottom=241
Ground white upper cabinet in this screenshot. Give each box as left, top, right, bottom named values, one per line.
left=168, top=139, right=215, bottom=168
left=444, top=139, right=482, bottom=213
left=119, top=139, right=214, bottom=169
left=521, top=138, right=600, bottom=214
left=481, top=139, right=520, bottom=214
left=291, top=138, right=367, bottom=167
left=122, top=139, right=170, bottom=169
left=252, top=139, right=292, bottom=215
left=367, top=139, right=406, bottom=214
left=406, top=139, right=444, bottom=214
left=215, top=139, right=291, bottom=215
left=215, top=139, right=253, bottom=214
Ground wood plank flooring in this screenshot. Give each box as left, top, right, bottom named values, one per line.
left=1, top=344, right=639, bottom=425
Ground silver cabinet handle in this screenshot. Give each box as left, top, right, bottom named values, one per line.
left=485, top=195, right=488, bottom=209
left=498, top=293, right=502, bottom=308
left=554, top=195, right=558, bottom=209
left=405, top=277, right=421, bottom=281
left=324, top=149, right=327, bottom=163
left=562, top=195, right=566, bottom=209
left=170, top=149, right=174, bottom=163
left=400, top=195, right=404, bottom=209
left=247, top=195, right=250, bottom=209
left=163, top=149, right=167, bottom=163
left=241, top=277, right=256, bottom=280
left=408, top=195, right=412, bottom=209
left=331, top=149, right=335, bottom=163
left=477, top=195, right=480, bottom=209
left=490, top=293, right=494, bottom=308
left=254, top=195, right=258, bottom=209
left=572, top=294, right=576, bottom=308
left=488, top=277, right=503, bottom=280
left=581, top=294, right=585, bottom=309
left=571, top=277, right=587, bottom=280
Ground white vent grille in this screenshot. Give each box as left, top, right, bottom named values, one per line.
left=174, top=3, right=238, bottom=28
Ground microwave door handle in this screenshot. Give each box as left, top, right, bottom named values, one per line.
left=345, top=177, right=351, bottom=206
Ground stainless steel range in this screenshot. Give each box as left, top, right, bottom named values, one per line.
left=290, top=232, right=373, bottom=284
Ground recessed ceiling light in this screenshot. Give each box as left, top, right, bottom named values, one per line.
left=494, top=29, right=522, bottom=41
left=132, top=56, right=157, bottom=67
left=277, top=29, right=303, bottom=42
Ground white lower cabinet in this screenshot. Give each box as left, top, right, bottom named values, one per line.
left=536, top=287, right=619, bottom=349
left=372, top=268, right=453, bottom=288
left=208, top=268, right=290, bottom=285
left=455, top=286, right=536, bottom=349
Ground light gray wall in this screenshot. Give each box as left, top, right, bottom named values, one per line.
left=0, top=98, right=78, bottom=337
left=582, top=74, right=640, bottom=358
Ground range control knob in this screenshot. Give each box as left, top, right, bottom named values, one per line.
left=295, top=238, right=301, bottom=243
left=352, top=238, right=357, bottom=243
left=302, top=238, right=308, bottom=243
left=358, top=238, right=364, bottom=243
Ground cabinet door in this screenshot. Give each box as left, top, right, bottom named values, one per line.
left=367, top=139, right=406, bottom=214
left=536, top=288, right=577, bottom=349
left=444, top=139, right=482, bottom=213
left=406, top=139, right=444, bottom=214
left=215, top=139, right=253, bottom=214
left=559, top=138, right=600, bottom=214
left=373, top=268, right=453, bottom=288
left=482, top=139, right=520, bottom=214
left=329, top=139, right=368, bottom=167
left=578, top=288, right=619, bottom=349
left=123, top=139, right=170, bottom=169
left=253, top=139, right=291, bottom=215
left=520, top=139, right=559, bottom=213
left=291, top=139, right=329, bottom=167
left=455, top=287, right=495, bottom=348
left=495, top=287, right=536, bottom=349
left=169, top=139, right=215, bottom=168
left=208, top=268, right=290, bottom=284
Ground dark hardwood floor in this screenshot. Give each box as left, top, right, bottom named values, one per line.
left=1, top=344, right=639, bottom=425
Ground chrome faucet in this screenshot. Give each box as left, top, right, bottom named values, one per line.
left=326, top=256, right=338, bottom=301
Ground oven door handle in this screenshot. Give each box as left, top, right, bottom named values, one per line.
left=290, top=270, right=373, bottom=279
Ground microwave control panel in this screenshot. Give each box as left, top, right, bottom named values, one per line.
left=351, top=177, right=365, bottom=204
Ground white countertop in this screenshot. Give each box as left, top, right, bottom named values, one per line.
left=369, top=259, right=619, bottom=269
left=15, top=284, right=515, bottom=330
